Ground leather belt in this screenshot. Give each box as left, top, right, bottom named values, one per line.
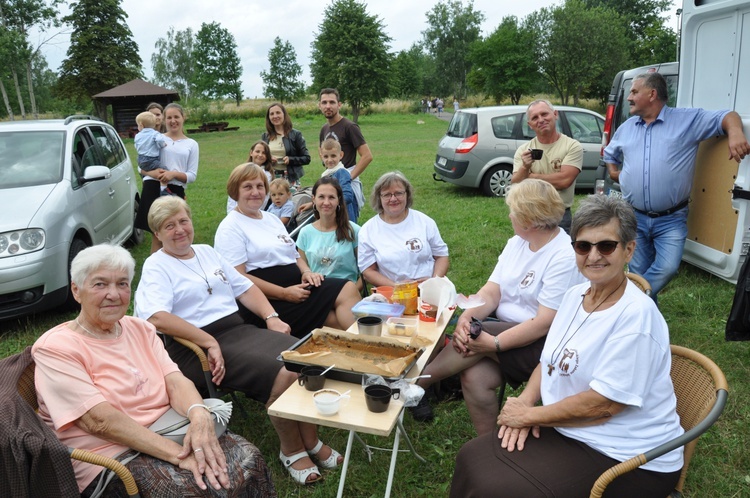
left=633, top=199, right=689, bottom=218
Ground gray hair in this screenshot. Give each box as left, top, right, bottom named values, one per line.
left=369, top=171, right=415, bottom=214
left=571, top=195, right=637, bottom=244
left=634, top=72, right=668, bottom=102
left=70, top=244, right=135, bottom=287
left=526, top=99, right=556, bottom=119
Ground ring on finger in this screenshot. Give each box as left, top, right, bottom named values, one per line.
left=194, top=448, right=204, bottom=453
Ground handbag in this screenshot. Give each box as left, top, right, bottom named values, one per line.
left=149, top=398, right=233, bottom=444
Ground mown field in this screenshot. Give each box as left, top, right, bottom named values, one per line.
left=2, top=112, right=748, bottom=497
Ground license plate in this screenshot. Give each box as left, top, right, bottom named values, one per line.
left=608, top=189, right=623, bottom=199
left=437, top=156, right=447, bottom=166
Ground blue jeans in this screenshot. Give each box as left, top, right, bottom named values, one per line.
left=630, top=207, right=689, bottom=300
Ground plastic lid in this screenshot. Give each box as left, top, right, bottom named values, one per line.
left=351, top=301, right=405, bottom=317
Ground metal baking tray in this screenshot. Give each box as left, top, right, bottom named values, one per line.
left=277, top=330, right=423, bottom=384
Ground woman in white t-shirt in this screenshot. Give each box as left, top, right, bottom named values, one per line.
left=413, top=179, right=584, bottom=428
left=215, top=163, right=361, bottom=338
left=358, top=171, right=449, bottom=286
left=451, top=194, right=683, bottom=497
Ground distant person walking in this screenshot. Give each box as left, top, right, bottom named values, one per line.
left=437, top=98, right=444, bottom=117
left=453, top=98, right=460, bottom=112
left=319, top=88, right=373, bottom=211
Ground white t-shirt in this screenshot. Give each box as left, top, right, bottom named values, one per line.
left=144, top=136, right=199, bottom=186
left=214, top=210, right=298, bottom=272
left=541, top=281, right=684, bottom=472
left=358, top=209, right=449, bottom=282
left=135, top=244, right=252, bottom=328
left=488, top=230, right=585, bottom=322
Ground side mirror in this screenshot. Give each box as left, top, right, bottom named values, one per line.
left=81, top=165, right=111, bottom=184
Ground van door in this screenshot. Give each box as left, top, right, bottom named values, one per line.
left=679, top=0, right=750, bottom=283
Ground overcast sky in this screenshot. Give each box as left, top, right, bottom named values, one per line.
left=35, top=0, right=680, bottom=98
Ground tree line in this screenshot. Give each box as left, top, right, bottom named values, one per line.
left=0, top=0, right=676, bottom=121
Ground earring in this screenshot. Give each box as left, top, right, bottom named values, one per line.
left=336, top=205, right=341, bottom=211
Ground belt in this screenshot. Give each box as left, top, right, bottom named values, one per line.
left=633, top=199, right=689, bottom=218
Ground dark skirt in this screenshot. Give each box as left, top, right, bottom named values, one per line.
left=243, top=263, right=348, bottom=338
left=134, top=180, right=185, bottom=232
left=450, top=426, right=681, bottom=498
left=482, top=320, right=546, bottom=389
left=165, top=312, right=296, bottom=404
left=82, top=431, right=277, bottom=497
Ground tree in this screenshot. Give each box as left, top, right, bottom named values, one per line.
left=422, top=0, right=485, bottom=99
left=260, top=37, right=305, bottom=103
left=583, top=0, right=676, bottom=65
left=194, top=22, right=243, bottom=104
left=310, top=0, right=391, bottom=123
left=467, top=16, right=539, bottom=105
left=526, top=0, right=629, bottom=105
left=56, top=0, right=141, bottom=119
left=151, top=27, right=196, bottom=103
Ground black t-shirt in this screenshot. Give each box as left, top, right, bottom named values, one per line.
left=319, top=117, right=367, bottom=168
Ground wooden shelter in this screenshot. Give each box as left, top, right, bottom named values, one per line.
left=93, top=79, right=180, bottom=136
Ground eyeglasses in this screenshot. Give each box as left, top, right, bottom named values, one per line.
left=571, top=240, right=621, bottom=256
left=468, top=317, right=483, bottom=340
left=380, top=191, right=406, bottom=200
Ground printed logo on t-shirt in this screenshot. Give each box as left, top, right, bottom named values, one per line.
left=552, top=158, right=562, bottom=172
left=557, top=348, right=579, bottom=376
left=323, top=131, right=340, bottom=143
left=277, top=233, right=295, bottom=245
left=214, top=268, right=228, bottom=284
left=520, top=270, right=535, bottom=288
left=130, top=367, right=149, bottom=396
left=405, top=238, right=423, bottom=252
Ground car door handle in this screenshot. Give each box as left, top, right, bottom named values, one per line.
left=109, top=188, right=116, bottom=197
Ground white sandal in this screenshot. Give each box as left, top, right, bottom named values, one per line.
left=308, top=439, right=343, bottom=470
left=279, top=450, right=321, bottom=485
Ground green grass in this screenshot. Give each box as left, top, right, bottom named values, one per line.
left=2, top=112, right=749, bottom=497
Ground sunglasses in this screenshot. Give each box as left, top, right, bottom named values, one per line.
left=469, top=317, right=483, bottom=340
left=571, top=240, right=621, bottom=256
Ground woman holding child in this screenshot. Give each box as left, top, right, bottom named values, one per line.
left=135, top=102, right=199, bottom=253
left=215, top=163, right=360, bottom=338
left=261, top=103, right=310, bottom=184
left=297, top=176, right=360, bottom=285
left=358, top=171, right=449, bottom=286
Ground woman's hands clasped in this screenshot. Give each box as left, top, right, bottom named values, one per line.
left=497, top=397, right=540, bottom=452
left=178, top=409, right=230, bottom=491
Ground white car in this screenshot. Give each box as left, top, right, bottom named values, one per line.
left=433, top=105, right=605, bottom=197
left=0, top=116, right=142, bottom=320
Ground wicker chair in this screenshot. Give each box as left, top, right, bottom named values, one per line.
left=626, top=272, right=652, bottom=295
left=589, top=344, right=729, bottom=498
left=16, top=361, right=140, bottom=497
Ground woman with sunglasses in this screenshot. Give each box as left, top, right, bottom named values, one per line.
left=411, top=179, right=584, bottom=426
left=450, top=194, right=683, bottom=498
left=358, top=171, right=449, bottom=286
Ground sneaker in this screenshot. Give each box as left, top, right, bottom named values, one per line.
left=409, top=395, right=434, bottom=422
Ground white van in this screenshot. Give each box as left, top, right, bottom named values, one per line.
left=679, top=0, right=750, bottom=283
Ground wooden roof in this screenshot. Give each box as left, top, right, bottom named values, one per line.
left=93, top=79, right=179, bottom=99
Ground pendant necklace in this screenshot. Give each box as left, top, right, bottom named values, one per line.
left=547, top=276, right=626, bottom=376
left=75, top=318, right=121, bottom=339
left=172, top=248, right=213, bottom=294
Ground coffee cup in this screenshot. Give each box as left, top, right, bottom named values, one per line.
left=313, top=388, right=349, bottom=416
left=357, top=316, right=383, bottom=336
left=530, top=149, right=543, bottom=160
left=298, top=366, right=326, bottom=391
left=364, top=385, right=401, bottom=413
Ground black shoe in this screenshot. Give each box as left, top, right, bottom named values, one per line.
left=409, top=395, right=434, bottom=422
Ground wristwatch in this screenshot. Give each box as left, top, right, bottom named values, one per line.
left=264, top=312, right=279, bottom=321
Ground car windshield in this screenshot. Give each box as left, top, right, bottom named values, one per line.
left=446, top=112, right=477, bottom=138
left=0, top=131, right=65, bottom=189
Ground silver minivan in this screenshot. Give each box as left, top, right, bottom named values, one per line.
left=433, top=105, right=604, bottom=197
left=0, top=116, right=141, bottom=320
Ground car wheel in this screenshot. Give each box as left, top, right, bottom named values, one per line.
left=127, top=198, right=145, bottom=246
left=481, top=165, right=512, bottom=197
left=64, top=238, right=88, bottom=310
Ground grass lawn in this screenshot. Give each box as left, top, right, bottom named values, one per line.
left=2, top=112, right=749, bottom=497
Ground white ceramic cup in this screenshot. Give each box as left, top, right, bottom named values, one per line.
left=312, top=389, right=350, bottom=416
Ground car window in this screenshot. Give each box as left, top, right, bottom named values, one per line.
left=491, top=114, right=518, bottom=139
left=89, top=126, right=118, bottom=168
left=446, top=112, right=477, bottom=138
left=0, top=131, right=64, bottom=189
left=104, top=126, right=127, bottom=164
left=521, top=115, right=562, bottom=140
left=564, top=111, right=603, bottom=144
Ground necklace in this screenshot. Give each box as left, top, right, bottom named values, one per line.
left=546, top=276, right=626, bottom=376
left=75, top=318, right=121, bottom=339
left=171, top=248, right=213, bottom=294
left=531, top=227, right=558, bottom=252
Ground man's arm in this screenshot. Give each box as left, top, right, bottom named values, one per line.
left=526, top=165, right=580, bottom=190
left=349, top=143, right=373, bottom=180
left=722, top=111, right=750, bottom=162
left=606, top=162, right=620, bottom=183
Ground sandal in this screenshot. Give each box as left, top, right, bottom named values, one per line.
left=279, top=450, right=321, bottom=485
left=308, top=439, right=343, bottom=470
